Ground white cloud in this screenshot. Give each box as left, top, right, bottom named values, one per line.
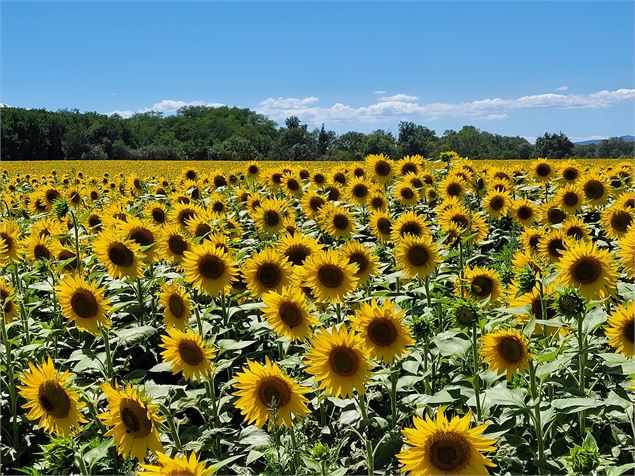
left=372, top=90, right=386, bottom=95
left=556, top=85, right=569, bottom=91
left=379, top=93, right=419, bottom=102
left=107, top=99, right=224, bottom=118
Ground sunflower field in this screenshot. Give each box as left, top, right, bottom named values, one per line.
left=1, top=154, right=634, bottom=476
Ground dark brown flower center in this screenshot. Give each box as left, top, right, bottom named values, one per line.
left=108, top=242, right=134, bottom=267
left=353, top=184, right=369, bottom=198
left=329, top=346, right=359, bottom=376
left=447, top=183, right=462, bottom=197
left=177, top=209, right=196, bottom=226
left=70, top=289, right=99, bottom=318
left=309, top=196, right=325, bottom=212
left=168, top=235, right=188, bottom=256
left=279, top=303, right=302, bottom=328
left=333, top=214, right=349, bottom=231
left=284, top=245, right=311, bottom=266
left=450, top=215, right=469, bottom=228
left=152, top=208, right=166, bottom=223
left=38, top=380, right=71, bottom=418
left=318, top=265, right=344, bottom=288
left=572, top=257, right=602, bottom=284
left=401, top=222, right=423, bottom=237
left=498, top=337, right=524, bottom=362
left=517, top=206, right=533, bottom=220
left=264, top=210, right=281, bottom=228
left=34, top=244, right=50, bottom=260
left=257, top=376, right=291, bottom=408
left=427, top=432, right=470, bottom=472
left=547, top=238, right=566, bottom=259
left=368, top=318, right=397, bottom=347
left=257, top=264, right=282, bottom=288
left=490, top=196, right=505, bottom=211
left=195, top=223, right=211, bottom=238
left=168, top=295, right=185, bottom=318
left=611, top=210, right=632, bottom=232
left=129, top=228, right=154, bottom=248
left=566, top=226, right=585, bottom=240
left=536, top=164, right=551, bottom=177
left=563, top=168, right=578, bottom=181
left=624, top=321, right=634, bottom=343
left=471, top=276, right=493, bottom=298
left=198, top=255, right=226, bottom=279
left=1, top=233, right=14, bottom=252
left=120, top=398, right=152, bottom=437
left=584, top=180, right=604, bottom=200
left=563, top=192, right=579, bottom=207
left=348, top=252, right=368, bottom=276
left=313, top=173, right=326, bottom=185
left=547, top=207, right=566, bottom=225
left=248, top=165, right=259, bottom=175
left=371, top=196, right=385, bottom=209
left=178, top=340, right=204, bottom=366
left=400, top=188, right=415, bottom=200
left=375, top=160, right=391, bottom=177
left=377, top=217, right=392, bottom=235
left=287, top=178, right=300, bottom=191
left=408, top=245, right=430, bottom=267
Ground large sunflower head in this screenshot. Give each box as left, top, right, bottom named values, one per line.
left=394, top=182, right=420, bottom=206
left=557, top=240, right=617, bottom=300
left=559, top=160, right=581, bottom=183
left=347, top=176, right=372, bottom=205
left=601, top=206, right=634, bottom=241
left=298, top=249, right=359, bottom=303
left=464, top=266, right=501, bottom=303
left=243, top=248, right=293, bottom=297
left=581, top=172, right=610, bottom=207
left=118, top=217, right=158, bottom=263
left=366, top=154, right=395, bottom=184
left=483, top=191, right=511, bottom=219
left=397, top=407, right=496, bottom=475
left=532, top=158, right=554, bottom=182
left=480, top=329, right=533, bottom=380
left=0, top=220, right=22, bottom=264
left=301, top=191, right=327, bottom=219
left=99, top=383, right=164, bottom=461
left=540, top=201, right=567, bottom=227
left=144, top=202, right=168, bottom=226
left=606, top=301, right=634, bottom=357
left=556, top=184, right=583, bottom=215
left=276, top=233, right=323, bottom=267
left=440, top=174, right=468, bottom=199
left=233, top=357, right=310, bottom=428
left=137, top=452, right=215, bottom=476
left=319, top=203, right=356, bottom=240
left=23, top=234, right=61, bottom=263
left=617, top=226, right=635, bottom=279
left=160, top=328, right=215, bottom=382
left=157, top=224, right=191, bottom=265
left=18, top=358, right=86, bottom=436
left=511, top=198, right=537, bottom=227
left=261, top=285, right=317, bottom=341
left=252, top=197, right=290, bottom=235
left=351, top=299, right=414, bottom=364
left=94, top=230, right=146, bottom=280
left=395, top=233, right=441, bottom=279
left=369, top=211, right=393, bottom=243
left=182, top=241, right=236, bottom=297
left=56, top=274, right=112, bottom=334
left=304, top=325, right=371, bottom=398
left=158, top=281, right=192, bottom=329
left=520, top=228, right=543, bottom=254
left=339, top=241, right=379, bottom=286
left=538, top=229, right=571, bottom=264
left=390, top=211, right=430, bottom=242
left=562, top=216, right=591, bottom=242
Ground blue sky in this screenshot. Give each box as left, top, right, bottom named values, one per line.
left=2, top=1, right=634, bottom=141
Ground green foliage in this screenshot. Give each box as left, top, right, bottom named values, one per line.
left=535, top=132, right=574, bottom=159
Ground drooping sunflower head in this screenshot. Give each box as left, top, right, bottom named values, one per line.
left=304, top=325, right=371, bottom=398
left=94, top=230, right=146, bottom=280
left=395, top=233, right=441, bottom=279
left=98, top=383, right=164, bottom=461
left=56, top=274, right=112, bottom=334
left=157, top=224, right=191, bottom=264
left=557, top=240, right=617, bottom=300
left=160, top=328, right=215, bottom=382
left=397, top=406, right=497, bottom=475
left=182, top=241, right=236, bottom=297
left=261, top=285, right=317, bottom=341
left=339, top=241, right=379, bottom=286
left=351, top=299, right=414, bottom=364
left=233, top=357, right=310, bottom=428
left=137, top=452, right=215, bottom=476
left=606, top=301, right=634, bottom=357
left=464, top=266, right=501, bottom=303
left=480, top=329, right=533, bottom=380
left=298, top=249, right=359, bottom=303
left=18, top=358, right=86, bottom=436
left=243, top=248, right=293, bottom=297
left=159, top=281, right=192, bottom=329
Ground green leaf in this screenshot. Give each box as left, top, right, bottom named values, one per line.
left=432, top=331, right=470, bottom=357
left=216, top=339, right=256, bottom=351
left=114, top=325, right=157, bottom=345
left=483, top=385, right=527, bottom=408
left=212, top=454, right=244, bottom=472
left=84, top=439, right=113, bottom=469
left=551, top=397, right=604, bottom=414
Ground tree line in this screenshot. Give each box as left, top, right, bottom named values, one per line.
left=1, top=105, right=633, bottom=161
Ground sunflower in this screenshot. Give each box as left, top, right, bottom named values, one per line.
left=320, top=203, right=356, bottom=240
left=538, top=229, right=570, bottom=263
left=540, top=201, right=567, bottom=227
left=480, top=329, right=533, bottom=380
left=557, top=240, right=617, bottom=300
left=397, top=407, right=496, bottom=475
left=158, top=282, right=192, bottom=329
left=119, top=217, right=158, bottom=262
left=301, top=191, right=326, bottom=219
left=298, top=250, right=359, bottom=303
left=182, top=241, right=236, bottom=297
left=94, top=230, right=146, bottom=280
left=99, top=383, right=163, bottom=461
left=464, top=266, right=501, bottom=303
left=520, top=228, right=543, bottom=254
left=137, top=452, right=214, bottom=476
left=243, top=248, right=292, bottom=297
left=394, top=182, right=420, bottom=206
left=233, top=357, right=310, bottom=428
left=160, top=328, right=215, bottom=382
left=350, top=299, right=414, bottom=364
left=0, top=278, right=18, bottom=323
left=252, top=197, right=289, bottom=235
left=483, top=190, right=511, bottom=219
left=366, top=154, right=395, bottom=184
left=562, top=216, right=591, bottom=241
left=282, top=172, right=303, bottom=197
left=261, top=286, right=316, bottom=341
left=347, top=176, right=372, bottom=205
left=617, top=227, right=635, bottom=279
left=304, top=325, right=370, bottom=398
left=22, top=234, right=61, bottom=262
left=18, top=358, right=86, bottom=436
left=56, top=274, right=112, bottom=334
left=510, top=198, right=537, bottom=227
left=606, top=301, right=634, bottom=356
left=556, top=184, right=583, bottom=215
left=84, top=212, right=103, bottom=233
left=510, top=285, right=566, bottom=336
left=600, top=206, right=634, bottom=240
left=369, top=211, right=393, bottom=243
left=170, top=203, right=201, bottom=229
left=581, top=172, right=610, bottom=207
left=157, top=224, right=191, bottom=265
left=616, top=191, right=635, bottom=210
left=276, top=233, right=323, bottom=267
left=185, top=210, right=216, bottom=241
left=368, top=191, right=389, bottom=212
left=340, top=241, right=379, bottom=286
left=391, top=211, right=430, bottom=242
left=395, top=234, right=441, bottom=279
left=559, top=160, right=581, bottom=183
left=439, top=174, right=468, bottom=199
left=532, top=158, right=554, bottom=182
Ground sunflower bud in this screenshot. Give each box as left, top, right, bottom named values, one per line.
left=517, top=266, right=537, bottom=294
left=310, top=442, right=331, bottom=461
left=450, top=299, right=480, bottom=327
left=556, top=288, right=586, bottom=318
left=567, top=439, right=599, bottom=474
left=53, top=198, right=69, bottom=218
left=411, top=314, right=434, bottom=340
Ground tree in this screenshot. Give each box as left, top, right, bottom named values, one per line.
left=534, top=132, right=574, bottom=158
left=317, top=124, right=330, bottom=156
left=397, top=121, right=438, bottom=157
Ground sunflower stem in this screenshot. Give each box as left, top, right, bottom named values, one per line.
left=458, top=238, right=465, bottom=298
left=471, top=321, right=482, bottom=422
left=357, top=393, right=374, bottom=476
left=0, top=315, right=18, bottom=447
left=576, top=310, right=586, bottom=436
left=220, top=290, right=229, bottom=329
left=194, top=303, right=204, bottom=336
left=289, top=424, right=301, bottom=472
left=136, top=278, right=144, bottom=326
left=423, top=276, right=432, bottom=309
left=335, top=302, right=342, bottom=321
left=12, top=265, right=30, bottom=344
left=100, top=326, right=114, bottom=383
left=529, top=359, right=545, bottom=475
left=69, top=208, right=82, bottom=274
left=389, top=364, right=399, bottom=427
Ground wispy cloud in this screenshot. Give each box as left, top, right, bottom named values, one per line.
left=107, top=99, right=224, bottom=118
left=556, top=85, right=569, bottom=91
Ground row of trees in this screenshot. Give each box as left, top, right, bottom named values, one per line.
left=1, top=105, right=633, bottom=161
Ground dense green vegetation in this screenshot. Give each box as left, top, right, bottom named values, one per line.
left=1, top=106, right=633, bottom=161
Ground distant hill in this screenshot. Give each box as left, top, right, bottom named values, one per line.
left=575, top=135, right=634, bottom=145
